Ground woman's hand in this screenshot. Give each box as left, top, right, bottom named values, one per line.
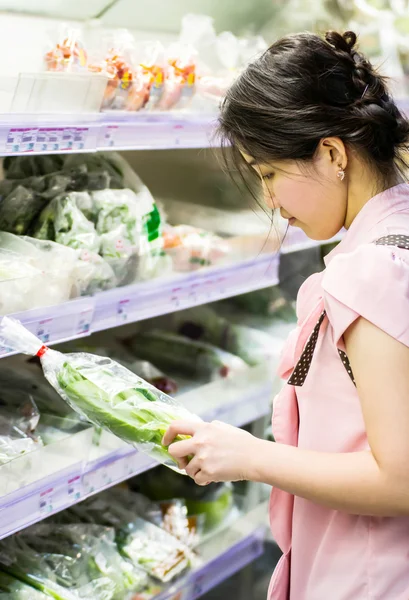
left=163, top=420, right=258, bottom=486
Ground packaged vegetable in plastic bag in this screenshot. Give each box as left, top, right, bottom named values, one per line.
left=0, top=571, right=49, bottom=599
left=0, top=317, right=201, bottom=471
left=163, top=224, right=230, bottom=271
left=126, top=330, right=247, bottom=381
left=0, top=383, right=43, bottom=466
left=65, top=489, right=194, bottom=581
left=70, top=487, right=198, bottom=549
left=0, top=522, right=146, bottom=600
left=136, top=466, right=235, bottom=532
left=172, top=305, right=275, bottom=366
left=61, top=340, right=178, bottom=394
left=33, top=192, right=100, bottom=254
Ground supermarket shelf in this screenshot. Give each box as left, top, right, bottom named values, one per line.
left=0, top=365, right=274, bottom=540
left=0, top=229, right=342, bottom=357
left=155, top=502, right=268, bottom=600
left=0, top=112, right=218, bottom=155
left=0, top=253, right=280, bottom=357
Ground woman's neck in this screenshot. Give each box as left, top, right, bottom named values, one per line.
left=344, top=162, right=404, bottom=229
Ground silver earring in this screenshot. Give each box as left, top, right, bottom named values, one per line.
left=337, top=168, right=345, bottom=181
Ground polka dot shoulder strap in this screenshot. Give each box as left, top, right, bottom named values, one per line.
left=288, top=235, right=409, bottom=388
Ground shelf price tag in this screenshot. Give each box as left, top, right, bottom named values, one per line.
left=102, top=125, right=119, bottom=148
left=39, top=486, right=54, bottom=516
left=6, top=128, right=37, bottom=153
left=36, top=318, right=53, bottom=344
left=116, top=298, right=130, bottom=324
left=72, top=127, right=89, bottom=151
left=75, top=307, right=94, bottom=336
left=67, top=475, right=82, bottom=502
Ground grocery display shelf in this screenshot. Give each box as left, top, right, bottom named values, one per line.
left=0, top=112, right=218, bottom=155
left=0, top=253, right=280, bottom=357
left=155, top=502, right=268, bottom=600
left=0, top=364, right=275, bottom=540
left=0, top=228, right=343, bottom=358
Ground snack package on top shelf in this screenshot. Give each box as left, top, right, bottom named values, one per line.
left=156, top=42, right=196, bottom=111
left=163, top=224, right=230, bottom=271
left=88, top=29, right=147, bottom=112
left=0, top=317, right=201, bottom=472
left=44, top=26, right=88, bottom=73
left=125, top=330, right=248, bottom=381
left=0, top=522, right=147, bottom=600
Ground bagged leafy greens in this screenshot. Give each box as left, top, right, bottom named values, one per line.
left=0, top=317, right=201, bottom=471
left=64, top=489, right=194, bottom=582
left=0, top=232, right=114, bottom=312
left=60, top=340, right=178, bottom=394
left=33, top=193, right=101, bottom=253
left=0, top=522, right=147, bottom=600
left=126, top=330, right=248, bottom=380
left=171, top=305, right=275, bottom=367
left=0, top=571, right=49, bottom=599
left=136, top=466, right=235, bottom=532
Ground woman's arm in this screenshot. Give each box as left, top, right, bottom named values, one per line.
left=164, top=317, right=409, bottom=516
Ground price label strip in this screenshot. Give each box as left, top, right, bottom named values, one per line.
left=39, top=486, right=54, bottom=516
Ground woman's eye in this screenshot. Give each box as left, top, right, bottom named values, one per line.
left=262, top=173, right=274, bottom=181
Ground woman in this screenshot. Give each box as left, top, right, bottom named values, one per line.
left=163, top=30, right=409, bottom=599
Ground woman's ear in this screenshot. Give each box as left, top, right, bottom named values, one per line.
left=318, top=137, right=348, bottom=171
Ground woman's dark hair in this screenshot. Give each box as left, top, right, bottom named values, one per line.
left=218, top=30, right=409, bottom=179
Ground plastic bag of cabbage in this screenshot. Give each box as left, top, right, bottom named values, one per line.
left=0, top=317, right=201, bottom=472
left=0, top=523, right=148, bottom=600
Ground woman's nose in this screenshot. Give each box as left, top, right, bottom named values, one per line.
left=262, top=184, right=280, bottom=210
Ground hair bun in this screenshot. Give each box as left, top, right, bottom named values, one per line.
left=325, top=31, right=357, bottom=55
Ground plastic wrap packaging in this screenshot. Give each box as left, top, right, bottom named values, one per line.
left=34, top=192, right=101, bottom=253
left=61, top=340, right=178, bottom=395
left=171, top=305, right=276, bottom=367
left=136, top=466, right=235, bottom=532
left=45, top=26, right=88, bottom=73
left=0, top=317, right=201, bottom=472
left=88, top=29, right=147, bottom=111
left=126, top=330, right=248, bottom=381
left=0, top=232, right=113, bottom=313
left=79, top=487, right=198, bottom=548
left=0, top=153, right=166, bottom=301
left=228, top=286, right=296, bottom=321
left=65, top=489, right=194, bottom=582
left=163, top=224, right=230, bottom=272
left=0, top=523, right=147, bottom=600
left=0, top=572, right=49, bottom=599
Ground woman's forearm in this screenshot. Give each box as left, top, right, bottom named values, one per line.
left=249, top=438, right=409, bottom=516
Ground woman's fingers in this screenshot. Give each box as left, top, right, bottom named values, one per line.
left=168, top=438, right=196, bottom=459
left=195, top=472, right=211, bottom=486
left=185, top=457, right=201, bottom=479
left=176, top=456, right=189, bottom=470
left=162, top=420, right=201, bottom=446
